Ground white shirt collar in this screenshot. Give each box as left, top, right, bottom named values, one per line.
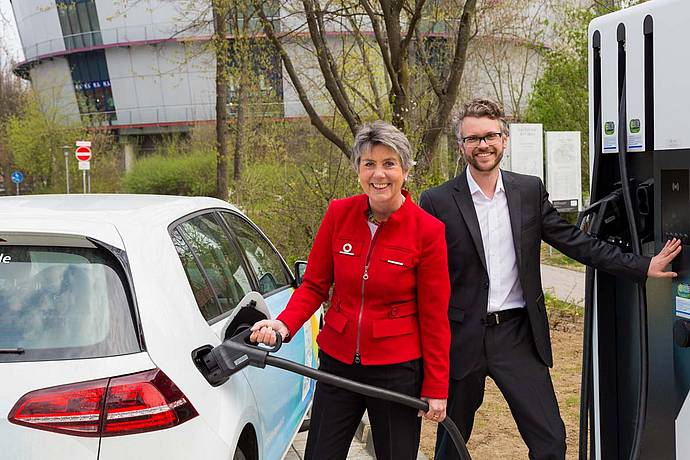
left=466, top=168, right=505, bottom=198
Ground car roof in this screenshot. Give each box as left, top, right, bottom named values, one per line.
left=0, top=194, right=238, bottom=223
left=0, top=194, right=241, bottom=249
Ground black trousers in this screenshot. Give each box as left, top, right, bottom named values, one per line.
left=435, top=312, right=566, bottom=460
left=305, top=351, right=423, bottom=460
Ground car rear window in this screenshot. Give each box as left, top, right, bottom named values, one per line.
left=0, top=245, right=141, bottom=362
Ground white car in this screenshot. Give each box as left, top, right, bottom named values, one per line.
left=0, top=195, right=319, bottom=460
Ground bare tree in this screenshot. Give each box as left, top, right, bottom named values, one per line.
left=256, top=0, right=478, bottom=175
left=469, top=0, right=550, bottom=121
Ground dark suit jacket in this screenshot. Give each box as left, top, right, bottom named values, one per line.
left=419, top=169, right=651, bottom=380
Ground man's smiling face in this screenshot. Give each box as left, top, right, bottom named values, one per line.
left=459, top=116, right=507, bottom=173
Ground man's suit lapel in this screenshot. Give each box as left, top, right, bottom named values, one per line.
left=452, top=172, right=488, bottom=273
left=502, top=172, right=523, bottom=269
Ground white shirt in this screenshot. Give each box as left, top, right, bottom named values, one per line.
left=466, top=169, right=526, bottom=313
left=367, top=221, right=378, bottom=237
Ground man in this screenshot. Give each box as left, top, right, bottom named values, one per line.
left=419, top=98, right=681, bottom=460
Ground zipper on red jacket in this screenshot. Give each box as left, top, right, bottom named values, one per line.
left=355, top=223, right=382, bottom=364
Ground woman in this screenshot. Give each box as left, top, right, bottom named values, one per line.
left=251, top=121, right=451, bottom=460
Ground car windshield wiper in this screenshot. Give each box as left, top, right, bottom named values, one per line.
left=0, top=348, right=25, bottom=354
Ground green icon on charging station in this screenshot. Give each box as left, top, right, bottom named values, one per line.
left=604, top=121, right=615, bottom=135
left=630, top=119, right=641, bottom=133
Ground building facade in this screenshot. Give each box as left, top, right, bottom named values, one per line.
left=11, top=0, right=557, bottom=162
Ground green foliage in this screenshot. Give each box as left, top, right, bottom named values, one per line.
left=525, top=7, right=595, bottom=197
left=545, top=293, right=583, bottom=319
left=5, top=96, right=86, bottom=193
left=4, top=91, right=124, bottom=194
left=238, top=122, right=361, bottom=264
left=122, top=151, right=216, bottom=196
left=120, top=120, right=360, bottom=264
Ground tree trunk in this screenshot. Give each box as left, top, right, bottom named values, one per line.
left=233, top=59, right=248, bottom=183
left=416, top=0, right=477, bottom=176
left=213, top=0, right=230, bottom=201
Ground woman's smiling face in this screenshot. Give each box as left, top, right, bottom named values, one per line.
left=358, top=144, right=408, bottom=212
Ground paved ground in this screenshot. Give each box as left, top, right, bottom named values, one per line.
left=288, top=264, right=584, bottom=459
left=284, top=430, right=374, bottom=460
left=286, top=413, right=429, bottom=460
left=540, top=264, right=585, bottom=306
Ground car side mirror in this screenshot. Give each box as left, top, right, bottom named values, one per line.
left=294, top=260, right=307, bottom=287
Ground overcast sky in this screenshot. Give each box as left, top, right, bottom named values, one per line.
left=1, top=0, right=24, bottom=65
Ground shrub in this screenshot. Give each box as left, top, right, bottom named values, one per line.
left=122, top=151, right=216, bottom=196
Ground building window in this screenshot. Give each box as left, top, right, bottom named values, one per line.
left=56, top=0, right=103, bottom=49
left=229, top=0, right=281, bottom=34
left=227, top=40, right=283, bottom=117
left=67, top=50, right=116, bottom=120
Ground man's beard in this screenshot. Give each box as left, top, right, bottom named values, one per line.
left=465, top=147, right=504, bottom=172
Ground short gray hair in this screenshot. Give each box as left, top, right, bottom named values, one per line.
left=351, top=121, right=413, bottom=172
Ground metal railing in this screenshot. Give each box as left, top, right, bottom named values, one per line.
left=21, top=18, right=282, bottom=62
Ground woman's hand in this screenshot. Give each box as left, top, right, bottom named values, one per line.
left=250, top=319, right=289, bottom=346
left=418, top=397, right=447, bottom=423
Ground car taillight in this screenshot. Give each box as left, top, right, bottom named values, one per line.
left=102, top=368, right=197, bottom=436
left=8, top=369, right=198, bottom=437
left=7, top=378, right=108, bottom=436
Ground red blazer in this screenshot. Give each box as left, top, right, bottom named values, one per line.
left=278, top=192, right=451, bottom=398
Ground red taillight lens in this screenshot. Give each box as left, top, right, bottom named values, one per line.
left=103, top=369, right=197, bottom=436
left=8, top=378, right=108, bottom=437
left=8, top=369, right=198, bottom=437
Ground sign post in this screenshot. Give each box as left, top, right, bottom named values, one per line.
left=62, top=145, right=70, bottom=193
left=10, top=170, right=24, bottom=196
left=75, top=141, right=92, bottom=194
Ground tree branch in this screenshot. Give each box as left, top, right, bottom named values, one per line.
left=401, top=0, right=427, bottom=52
left=414, top=26, right=443, bottom=99
left=360, top=0, right=400, bottom=95
left=255, top=4, right=350, bottom=158
left=347, top=12, right=384, bottom=118
left=417, top=0, right=477, bottom=171
left=303, top=0, right=360, bottom=134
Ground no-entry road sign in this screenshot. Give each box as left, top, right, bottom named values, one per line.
left=75, top=146, right=92, bottom=162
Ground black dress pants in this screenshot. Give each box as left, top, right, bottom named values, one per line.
left=435, top=312, right=566, bottom=460
left=305, top=351, right=423, bottom=460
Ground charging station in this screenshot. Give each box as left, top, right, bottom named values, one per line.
left=584, top=1, right=690, bottom=458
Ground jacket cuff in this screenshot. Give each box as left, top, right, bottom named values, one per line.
left=276, top=313, right=297, bottom=344
left=421, top=381, right=448, bottom=400
left=636, top=256, right=652, bottom=284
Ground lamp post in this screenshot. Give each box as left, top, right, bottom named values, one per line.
left=62, top=145, right=70, bottom=193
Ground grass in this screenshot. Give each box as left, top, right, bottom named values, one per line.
left=546, top=293, right=584, bottom=321
left=541, top=243, right=586, bottom=272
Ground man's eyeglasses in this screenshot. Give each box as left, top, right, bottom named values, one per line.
left=461, top=132, right=503, bottom=146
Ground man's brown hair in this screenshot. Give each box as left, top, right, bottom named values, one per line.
left=456, top=98, right=509, bottom=139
